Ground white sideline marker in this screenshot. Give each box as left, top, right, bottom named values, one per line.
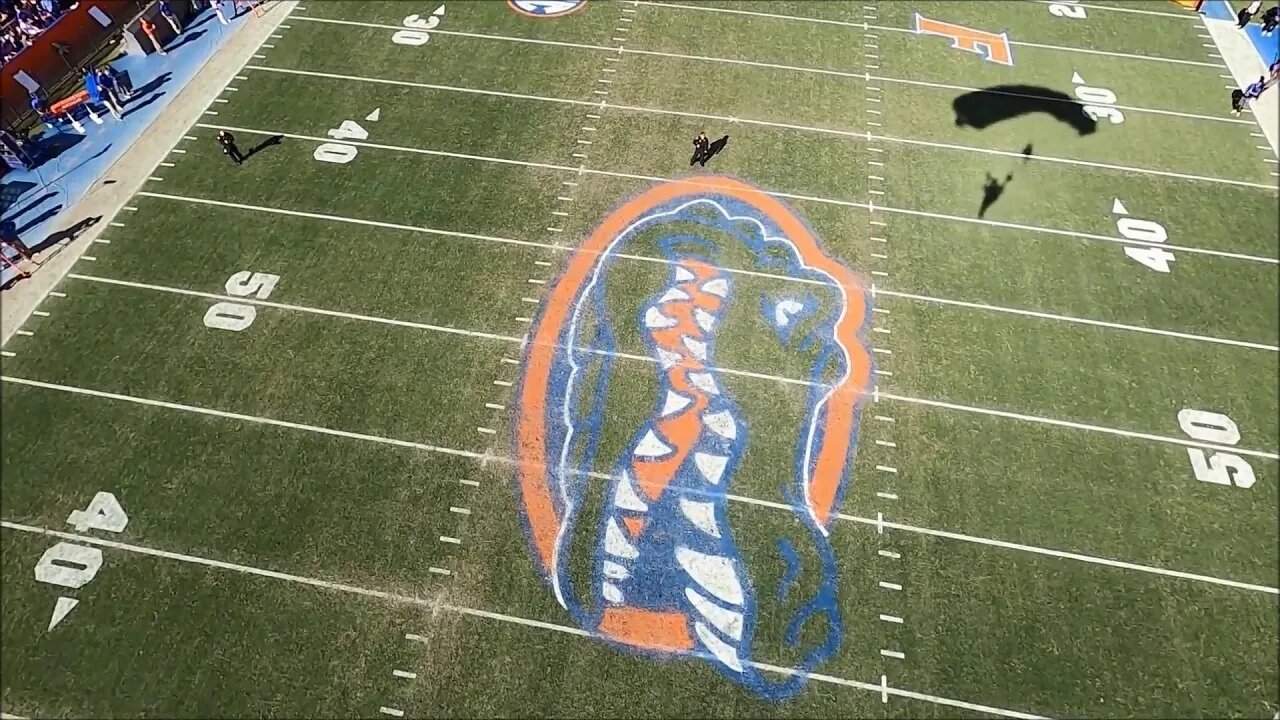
left=379, top=708, right=404, bottom=718
left=392, top=670, right=417, bottom=679
left=879, top=581, right=902, bottom=591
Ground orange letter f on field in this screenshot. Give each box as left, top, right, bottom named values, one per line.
left=913, top=14, right=1014, bottom=66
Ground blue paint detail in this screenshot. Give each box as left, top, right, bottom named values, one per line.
left=775, top=539, right=800, bottom=602
left=509, top=0, right=586, bottom=17
left=522, top=185, right=870, bottom=701
left=1, top=5, right=253, bottom=285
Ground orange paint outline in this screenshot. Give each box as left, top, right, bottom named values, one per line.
left=515, top=176, right=872, bottom=579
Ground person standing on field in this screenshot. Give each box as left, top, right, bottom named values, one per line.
left=690, top=131, right=710, bottom=166
left=217, top=130, right=244, bottom=165
left=1238, top=0, right=1263, bottom=28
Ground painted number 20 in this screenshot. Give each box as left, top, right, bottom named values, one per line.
left=1178, top=409, right=1256, bottom=489
left=1048, top=0, right=1087, bottom=19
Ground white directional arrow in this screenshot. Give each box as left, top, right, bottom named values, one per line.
left=1111, top=198, right=1128, bottom=215
left=432, top=4, right=445, bottom=15
left=48, top=596, right=78, bottom=631
left=365, top=108, right=381, bottom=122
left=1071, top=71, right=1085, bottom=85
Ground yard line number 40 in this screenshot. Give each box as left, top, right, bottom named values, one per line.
left=1111, top=197, right=1175, bottom=272
left=33, top=492, right=130, bottom=631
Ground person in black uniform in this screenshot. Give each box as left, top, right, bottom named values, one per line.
left=690, top=131, right=710, bottom=166
left=217, top=130, right=244, bottom=165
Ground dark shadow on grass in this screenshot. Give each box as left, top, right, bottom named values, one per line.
left=243, top=134, right=283, bottom=161
left=954, top=85, right=1098, bottom=136
left=978, top=173, right=1013, bottom=219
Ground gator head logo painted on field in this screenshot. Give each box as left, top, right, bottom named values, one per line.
left=506, top=0, right=586, bottom=18
left=513, top=176, right=873, bottom=700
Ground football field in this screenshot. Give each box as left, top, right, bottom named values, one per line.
left=2, top=0, right=1278, bottom=717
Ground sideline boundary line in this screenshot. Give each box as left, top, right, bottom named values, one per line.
left=0, top=520, right=1050, bottom=719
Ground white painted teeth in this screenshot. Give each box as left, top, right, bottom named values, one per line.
left=679, top=498, right=721, bottom=538
left=702, top=278, right=729, bottom=298
left=681, top=335, right=708, bottom=361
left=644, top=307, right=677, bottom=329
left=703, top=410, right=737, bottom=440
left=603, top=560, right=630, bottom=580
left=675, top=546, right=744, bottom=606
left=602, top=581, right=624, bottom=604
left=685, top=587, right=743, bottom=640
left=688, top=372, right=719, bottom=395
left=674, top=267, right=695, bottom=282
left=656, top=348, right=682, bottom=369
left=693, top=308, right=716, bottom=332
left=660, top=390, right=693, bottom=417
left=634, top=429, right=673, bottom=458
left=694, top=452, right=727, bottom=485
left=695, top=622, right=744, bottom=672
left=612, top=470, right=648, bottom=512
left=605, top=518, right=638, bottom=559
left=658, top=287, right=690, bottom=303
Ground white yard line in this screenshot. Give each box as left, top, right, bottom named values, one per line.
left=192, top=123, right=1280, bottom=242
left=243, top=65, right=1256, bottom=193
left=14, top=280, right=1280, bottom=462
left=247, top=55, right=1251, bottom=126
left=2, top=378, right=1273, bottom=595
left=0, top=520, right=1047, bottom=719
left=135, top=191, right=1280, bottom=350
left=296, top=12, right=1215, bottom=70
left=59, top=274, right=805, bottom=387
left=631, top=1, right=1219, bottom=67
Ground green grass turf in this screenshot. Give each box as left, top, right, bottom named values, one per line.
left=2, top=0, right=1277, bottom=718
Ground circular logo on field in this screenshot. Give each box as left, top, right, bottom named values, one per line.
left=507, top=0, right=586, bottom=18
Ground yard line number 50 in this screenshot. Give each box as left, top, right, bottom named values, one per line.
left=1178, top=409, right=1256, bottom=489
left=203, top=271, right=281, bottom=332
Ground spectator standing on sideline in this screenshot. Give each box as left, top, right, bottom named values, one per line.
left=217, top=130, right=244, bottom=165
left=1261, top=5, right=1279, bottom=35
left=158, top=0, right=182, bottom=34
left=209, top=0, right=228, bottom=25
left=1238, top=0, right=1263, bottom=28
left=140, top=16, right=165, bottom=55
left=97, top=66, right=125, bottom=111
